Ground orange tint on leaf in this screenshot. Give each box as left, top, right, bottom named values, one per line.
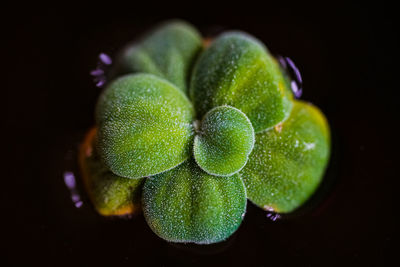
left=78, top=127, right=138, bottom=216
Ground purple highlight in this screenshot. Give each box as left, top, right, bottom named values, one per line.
left=266, top=212, right=281, bottom=221
left=63, top=172, right=76, bottom=189
left=71, top=194, right=80, bottom=202
left=96, top=80, right=105, bottom=87
left=90, top=69, right=104, bottom=76
left=99, top=53, right=112, bottom=65
left=285, top=57, right=302, bottom=83
left=90, top=52, right=112, bottom=87
left=291, top=81, right=302, bottom=98
left=276, top=55, right=303, bottom=99
left=75, top=201, right=83, bottom=208
left=277, top=55, right=287, bottom=69
left=63, top=171, right=83, bottom=208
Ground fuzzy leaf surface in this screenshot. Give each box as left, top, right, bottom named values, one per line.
left=194, top=106, right=254, bottom=176
left=240, top=100, right=330, bottom=213
left=79, top=128, right=144, bottom=216
left=190, top=32, right=292, bottom=132
left=117, top=20, right=202, bottom=93
left=142, top=159, right=247, bottom=244
left=96, top=73, right=194, bottom=179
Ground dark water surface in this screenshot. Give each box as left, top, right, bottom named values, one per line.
left=4, top=3, right=397, bottom=266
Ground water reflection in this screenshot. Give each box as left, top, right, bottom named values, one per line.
left=63, top=171, right=83, bottom=208
left=266, top=212, right=281, bottom=221
left=276, top=55, right=303, bottom=98
left=90, top=52, right=112, bottom=88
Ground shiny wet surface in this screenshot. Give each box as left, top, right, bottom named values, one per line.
left=4, top=3, right=396, bottom=266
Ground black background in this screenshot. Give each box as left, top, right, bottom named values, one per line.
left=4, top=2, right=398, bottom=266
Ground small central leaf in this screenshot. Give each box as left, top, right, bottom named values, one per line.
left=193, top=106, right=255, bottom=176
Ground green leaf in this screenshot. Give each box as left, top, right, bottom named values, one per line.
left=79, top=128, right=144, bottom=216
left=190, top=31, right=293, bottom=133
left=240, top=100, right=330, bottom=213
left=96, top=73, right=195, bottom=179
left=193, top=106, right=254, bottom=176
left=115, top=20, right=202, bottom=93
left=142, top=159, right=247, bottom=244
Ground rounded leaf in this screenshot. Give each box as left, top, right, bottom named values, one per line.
left=79, top=128, right=145, bottom=216
left=194, top=106, right=254, bottom=176
left=115, top=20, right=202, bottom=92
left=142, top=159, right=247, bottom=244
left=190, top=31, right=293, bottom=133
left=240, top=100, right=330, bottom=213
left=96, top=73, right=195, bottom=179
